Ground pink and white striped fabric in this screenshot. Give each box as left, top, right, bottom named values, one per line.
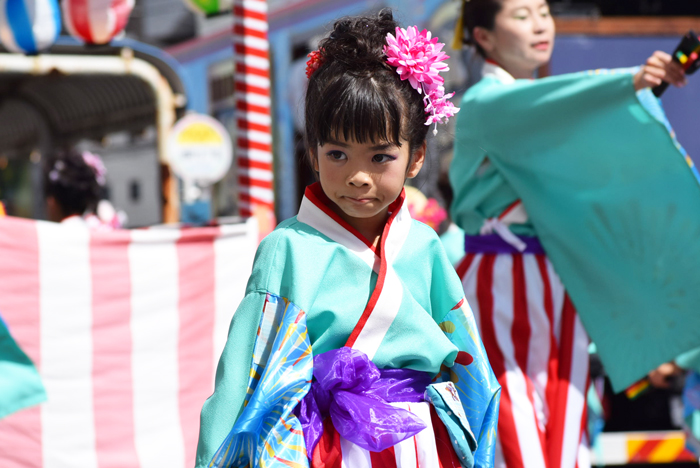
left=232, top=0, right=274, bottom=217
left=0, top=215, right=257, bottom=468
left=62, top=0, right=134, bottom=44
left=457, top=252, right=590, bottom=468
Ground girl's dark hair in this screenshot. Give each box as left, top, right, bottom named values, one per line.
left=44, top=149, right=102, bottom=217
left=462, top=0, right=503, bottom=57
left=304, top=8, right=428, bottom=166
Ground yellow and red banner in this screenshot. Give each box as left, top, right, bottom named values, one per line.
left=593, top=431, right=697, bottom=465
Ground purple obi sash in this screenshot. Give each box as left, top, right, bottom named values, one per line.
left=465, top=233, right=545, bottom=255
left=293, top=347, right=433, bottom=459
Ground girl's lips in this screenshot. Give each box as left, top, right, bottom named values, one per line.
left=532, top=41, right=550, bottom=51
left=345, top=196, right=374, bottom=205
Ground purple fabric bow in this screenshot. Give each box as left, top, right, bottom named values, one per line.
left=293, top=347, right=433, bottom=459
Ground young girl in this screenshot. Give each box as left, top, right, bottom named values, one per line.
left=450, top=1, right=700, bottom=467
left=196, top=10, right=500, bottom=468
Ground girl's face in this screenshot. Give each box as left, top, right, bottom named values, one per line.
left=314, top=135, right=425, bottom=241
left=476, top=0, right=555, bottom=78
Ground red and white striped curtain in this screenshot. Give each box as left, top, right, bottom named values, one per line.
left=233, top=0, right=274, bottom=218
left=0, top=216, right=257, bottom=468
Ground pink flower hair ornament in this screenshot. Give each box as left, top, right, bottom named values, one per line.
left=82, top=151, right=107, bottom=186
left=305, top=26, right=459, bottom=134
left=384, top=26, right=459, bottom=134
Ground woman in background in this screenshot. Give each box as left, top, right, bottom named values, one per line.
left=450, top=1, right=692, bottom=467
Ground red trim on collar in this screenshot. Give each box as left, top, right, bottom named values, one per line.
left=302, top=181, right=409, bottom=350
left=304, top=182, right=406, bottom=254
left=344, top=187, right=406, bottom=349
left=498, top=200, right=522, bottom=221
left=305, top=182, right=375, bottom=251
left=485, top=58, right=502, bottom=67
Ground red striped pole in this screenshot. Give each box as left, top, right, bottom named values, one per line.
left=233, top=0, right=274, bottom=219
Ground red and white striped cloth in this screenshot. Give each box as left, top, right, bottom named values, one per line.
left=457, top=252, right=590, bottom=468
left=311, top=402, right=463, bottom=468
left=0, top=216, right=257, bottom=468
left=233, top=0, right=274, bottom=217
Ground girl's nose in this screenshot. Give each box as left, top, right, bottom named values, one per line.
left=347, top=169, right=371, bottom=187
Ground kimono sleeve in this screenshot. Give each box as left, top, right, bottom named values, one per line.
left=439, top=299, right=501, bottom=468
left=677, top=348, right=700, bottom=372
left=455, top=71, right=700, bottom=392
left=430, top=246, right=501, bottom=468
left=459, top=72, right=637, bottom=153
left=196, top=290, right=313, bottom=468
left=195, top=290, right=266, bottom=467
left=0, top=316, right=46, bottom=419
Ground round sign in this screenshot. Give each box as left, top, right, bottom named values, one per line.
left=166, top=114, right=233, bottom=185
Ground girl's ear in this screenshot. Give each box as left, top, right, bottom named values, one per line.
left=473, top=26, right=495, bottom=55
left=406, top=142, right=426, bottom=179
left=309, top=149, right=319, bottom=173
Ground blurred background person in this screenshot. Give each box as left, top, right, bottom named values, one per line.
left=43, top=149, right=125, bottom=229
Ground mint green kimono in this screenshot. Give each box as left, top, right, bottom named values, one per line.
left=451, top=67, right=700, bottom=392
left=196, top=184, right=500, bottom=468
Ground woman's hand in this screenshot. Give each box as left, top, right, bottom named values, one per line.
left=633, top=50, right=687, bottom=91
left=647, top=361, right=684, bottom=389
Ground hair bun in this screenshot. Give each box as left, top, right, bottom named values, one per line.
left=377, top=7, right=393, bottom=22
left=329, top=19, right=350, bottom=40
left=319, top=9, right=399, bottom=71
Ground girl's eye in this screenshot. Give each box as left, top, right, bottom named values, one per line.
left=372, top=154, right=396, bottom=163
left=327, top=150, right=346, bottom=161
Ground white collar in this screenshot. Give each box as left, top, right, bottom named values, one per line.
left=296, top=183, right=413, bottom=359
left=297, top=186, right=412, bottom=270
left=60, top=215, right=88, bottom=226
left=482, top=62, right=516, bottom=85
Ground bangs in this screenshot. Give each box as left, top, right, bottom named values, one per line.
left=308, top=73, right=404, bottom=147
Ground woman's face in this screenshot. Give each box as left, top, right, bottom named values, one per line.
left=476, top=0, right=555, bottom=78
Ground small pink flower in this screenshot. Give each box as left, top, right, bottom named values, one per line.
left=82, top=151, right=107, bottom=186
left=424, top=88, right=460, bottom=126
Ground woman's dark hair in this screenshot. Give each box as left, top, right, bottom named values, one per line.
left=462, top=0, right=503, bottom=57
left=304, top=8, right=429, bottom=168
left=44, top=149, right=102, bottom=217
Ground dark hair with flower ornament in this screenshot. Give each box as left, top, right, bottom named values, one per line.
left=44, top=148, right=104, bottom=217
left=304, top=8, right=458, bottom=166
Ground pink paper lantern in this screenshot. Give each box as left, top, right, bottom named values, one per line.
left=62, top=0, right=134, bottom=44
